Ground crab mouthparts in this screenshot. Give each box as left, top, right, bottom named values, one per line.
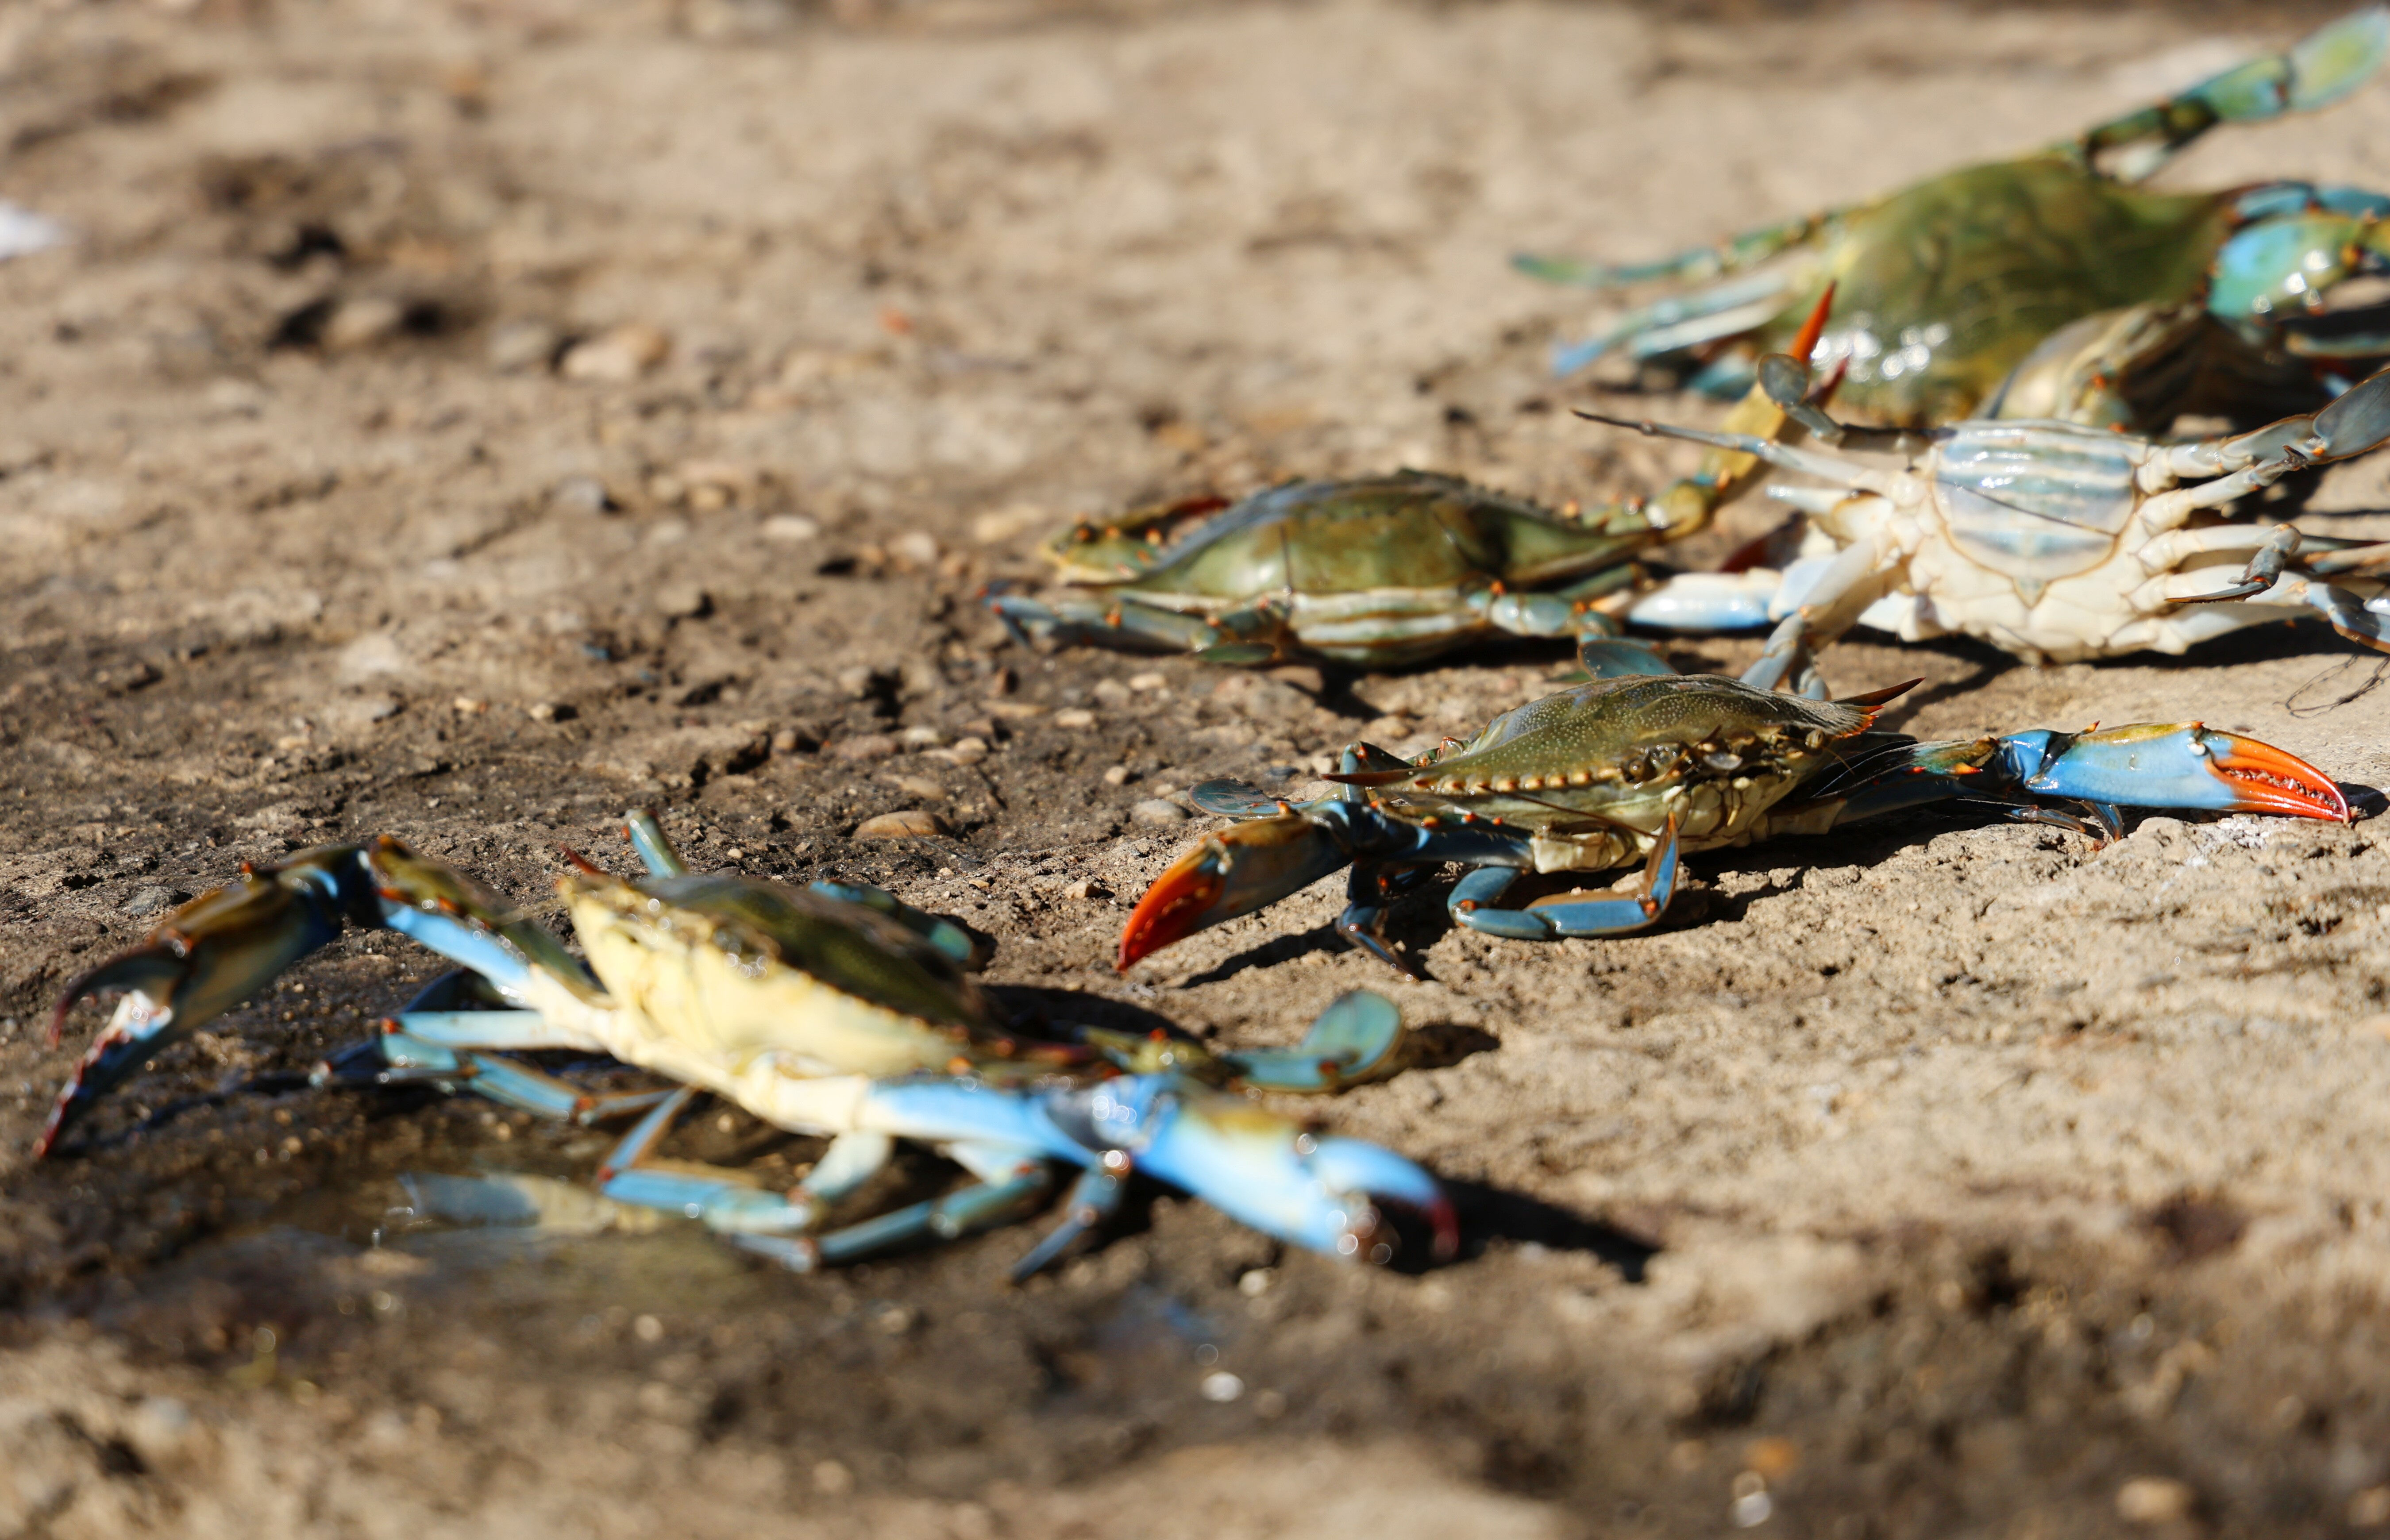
left=1117, top=855, right=1225, bottom=970
left=2211, top=738, right=2351, bottom=823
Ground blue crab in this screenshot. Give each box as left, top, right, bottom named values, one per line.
left=1584, top=352, right=2390, bottom=683
left=42, top=812, right=1453, bottom=1274
left=1114, top=662, right=2347, bottom=974
left=985, top=297, right=1836, bottom=668
left=1520, top=7, right=2390, bottom=431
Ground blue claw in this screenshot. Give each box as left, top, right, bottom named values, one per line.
left=859, top=1072, right=1457, bottom=1266
left=1098, top=1078, right=1458, bottom=1263
left=2000, top=724, right=2349, bottom=821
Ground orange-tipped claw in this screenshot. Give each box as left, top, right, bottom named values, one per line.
left=1117, top=814, right=1354, bottom=970
left=2207, top=733, right=2351, bottom=823
left=2024, top=722, right=2349, bottom=824
left=1117, top=847, right=1228, bottom=970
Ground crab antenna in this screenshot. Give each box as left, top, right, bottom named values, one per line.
left=1573, top=410, right=1877, bottom=488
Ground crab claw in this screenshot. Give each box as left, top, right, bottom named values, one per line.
left=38, top=853, right=360, bottom=1156
left=1118, top=812, right=1354, bottom=970
left=2015, top=723, right=2349, bottom=823
left=1116, top=1081, right=1458, bottom=1265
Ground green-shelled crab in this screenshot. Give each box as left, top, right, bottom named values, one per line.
left=984, top=298, right=1835, bottom=668
left=1522, top=7, right=2390, bottom=432
left=1115, top=656, right=2348, bottom=974
left=42, top=813, right=1453, bottom=1275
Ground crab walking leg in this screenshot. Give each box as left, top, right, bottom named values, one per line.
left=1007, top=1170, right=1130, bottom=1281
left=576, top=1070, right=1456, bottom=1271
left=589, top=1087, right=907, bottom=1238
left=1447, top=820, right=1684, bottom=941
left=988, top=589, right=1242, bottom=657
left=306, top=970, right=671, bottom=1123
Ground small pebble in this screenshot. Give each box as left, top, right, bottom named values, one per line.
left=1093, top=679, right=1133, bottom=707
left=322, top=296, right=405, bottom=351
left=988, top=701, right=1045, bottom=720
left=832, top=735, right=899, bottom=762
left=452, top=696, right=488, bottom=715
left=899, top=726, right=945, bottom=747
left=886, top=774, right=945, bottom=801
left=928, top=737, right=988, bottom=766
left=560, top=322, right=670, bottom=383
left=551, top=475, right=612, bottom=514
left=813, top=1459, right=854, bottom=1497
left=1744, top=1438, right=1799, bottom=1481
left=2116, top=1477, right=2193, bottom=1525
left=121, top=886, right=181, bottom=918
left=527, top=701, right=559, bottom=722
left=854, top=809, right=945, bottom=840
left=1128, top=672, right=1168, bottom=692
left=761, top=513, right=820, bottom=543
left=770, top=728, right=806, bottom=755
left=1102, top=765, right=1131, bottom=786
left=890, top=531, right=939, bottom=568
left=123, top=1397, right=196, bottom=1464
left=1063, top=878, right=1110, bottom=902
left=1199, top=1372, right=1244, bottom=1403
left=1130, top=799, right=1186, bottom=826
left=655, top=582, right=710, bottom=620
left=486, top=318, right=560, bottom=373
left=1052, top=708, right=1096, bottom=729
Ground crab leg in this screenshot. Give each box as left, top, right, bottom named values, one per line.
left=1447, top=819, right=1683, bottom=941
left=987, top=589, right=1240, bottom=658
left=577, top=1070, right=1456, bottom=1271
left=2077, top=6, right=2390, bottom=181
left=2148, top=361, right=2390, bottom=483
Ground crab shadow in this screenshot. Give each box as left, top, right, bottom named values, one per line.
left=1441, top=1180, right=1660, bottom=1282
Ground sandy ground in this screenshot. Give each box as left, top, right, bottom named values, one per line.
left=8, top=0, right=2390, bottom=1534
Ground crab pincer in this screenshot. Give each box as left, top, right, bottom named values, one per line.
left=2001, top=722, right=2350, bottom=823
left=39, top=847, right=367, bottom=1157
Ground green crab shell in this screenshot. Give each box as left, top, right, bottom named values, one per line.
left=1066, top=472, right=1660, bottom=604
left=1767, top=157, right=2235, bottom=427
left=561, top=870, right=1001, bottom=1080
left=1371, top=675, right=1878, bottom=844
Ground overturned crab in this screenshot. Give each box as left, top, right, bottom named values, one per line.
left=1520, top=7, right=2390, bottom=431
left=42, top=812, right=1453, bottom=1275
left=1115, top=659, right=2348, bottom=975
left=1587, top=350, right=2390, bottom=683
left=985, top=297, right=1836, bottom=668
